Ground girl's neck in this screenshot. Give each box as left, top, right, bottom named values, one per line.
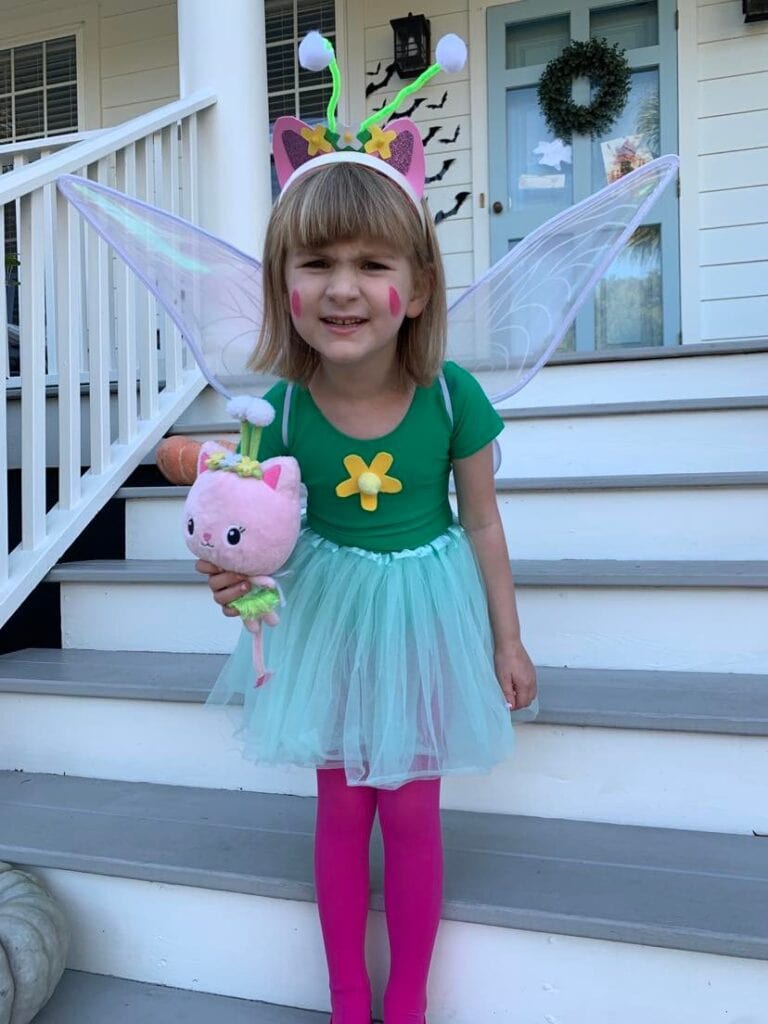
left=312, top=354, right=406, bottom=401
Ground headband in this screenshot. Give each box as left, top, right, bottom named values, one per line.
left=272, top=31, right=467, bottom=219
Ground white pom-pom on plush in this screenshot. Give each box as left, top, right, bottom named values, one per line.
left=226, top=396, right=275, bottom=427
left=435, top=34, right=467, bottom=74
left=298, top=31, right=333, bottom=72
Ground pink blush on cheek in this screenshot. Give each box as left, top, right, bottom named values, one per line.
left=388, top=286, right=401, bottom=318
left=290, top=290, right=302, bottom=318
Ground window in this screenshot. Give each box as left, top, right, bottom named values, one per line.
left=0, top=35, right=78, bottom=143
left=266, top=0, right=336, bottom=124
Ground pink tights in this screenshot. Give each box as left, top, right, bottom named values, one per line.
left=314, top=768, right=443, bottom=1024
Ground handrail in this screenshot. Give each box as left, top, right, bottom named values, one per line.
left=0, top=130, right=104, bottom=160
left=0, top=90, right=216, bottom=204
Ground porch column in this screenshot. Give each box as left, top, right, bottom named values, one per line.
left=177, top=0, right=271, bottom=257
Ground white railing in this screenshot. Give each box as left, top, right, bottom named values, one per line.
left=0, top=91, right=217, bottom=625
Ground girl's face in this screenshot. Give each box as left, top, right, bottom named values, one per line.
left=284, top=239, right=427, bottom=373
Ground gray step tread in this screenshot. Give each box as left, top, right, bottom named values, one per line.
left=33, top=970, right=327, bottom=1023
left=45, top=557, right=768, bottom=587
left=1, top=649, right=767, bottom=735
left=3, top=771, right=766, bottom=961
left=118, top=470, right=768, bottom=500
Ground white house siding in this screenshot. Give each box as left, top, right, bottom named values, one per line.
left=0, top=0, right=179, bottom=132
left=696, top=0, right=768, bottom=342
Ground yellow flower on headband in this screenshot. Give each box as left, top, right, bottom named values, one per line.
left=336, top=452, right=402, bottom=512
left=364, top=124, right=398, bottom=160
left=301, top=123, right=333, bottom=157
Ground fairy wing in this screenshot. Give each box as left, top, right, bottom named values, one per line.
left=446, top=154, right=679, bottom=403
left=57, top=174, right=264, bottom=398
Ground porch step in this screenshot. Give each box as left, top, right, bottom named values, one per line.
left=2, top=772, right=766, bottom=1022
left=34, top=970, right=325, bottom=1024
left=2, top=650, right=766, bottom=832
left=47, top=559, right=768, bottom=673
left=120, top=473, right=768, bottom=561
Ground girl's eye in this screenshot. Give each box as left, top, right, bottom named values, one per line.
left=363, top=261, right=388, bottom=270
left=226, top=526, right=244, bottom=546
left=301, top=258, right=327, bottom=268
left=186, top=517, right=194, bottom=536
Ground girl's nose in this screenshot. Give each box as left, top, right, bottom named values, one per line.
left=203, top=531, right=212, bottom=543
left=326, top=267, right=359, bottom=299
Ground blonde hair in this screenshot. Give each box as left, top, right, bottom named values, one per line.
left=249, top=162, right=447, bottom=388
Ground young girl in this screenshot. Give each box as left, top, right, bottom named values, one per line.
left=196, top=44, right=537, bottom=1022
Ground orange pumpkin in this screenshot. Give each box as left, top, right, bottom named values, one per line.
left=155, top=436, right=236, bottom=485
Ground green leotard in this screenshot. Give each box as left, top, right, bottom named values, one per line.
left=257, top=360, right=503, bottom=554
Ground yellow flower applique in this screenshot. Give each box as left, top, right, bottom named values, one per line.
left=336, top=452, right=402, bottom=512
left=364, top=124, right=398, bottom=160
left=300, top=123, right=333, bottom=157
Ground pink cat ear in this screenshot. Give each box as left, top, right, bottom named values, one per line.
left=197, top=441, right=224, bottom=477
left=273, top=116, right=321, bottom=188
left=262, top=465, right=282, bottom=490
left=378, top=119, right=425, bottom=200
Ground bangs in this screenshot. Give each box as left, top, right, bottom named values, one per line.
left=278, top=163, right=424, bottom=255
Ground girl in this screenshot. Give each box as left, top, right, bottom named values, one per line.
left=197, top=107, right=537, bottom=1024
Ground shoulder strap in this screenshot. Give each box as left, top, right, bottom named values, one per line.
left=438, top=371, right=453, bottom=428
left=281, top=382, right=294, bottom=449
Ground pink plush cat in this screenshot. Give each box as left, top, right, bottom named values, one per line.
left=183, top=398, right=302, bottom=687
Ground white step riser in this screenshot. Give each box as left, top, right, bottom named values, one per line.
left=60, top=582, right=768, bottom=674
left=175, top=355, right=768, bottom=427
left=2, top=694, right=766, bottom=834
left=126, top=488, right=768, bottom=562
left=496, top=410, right=766, bottom=477
left=28, top=867, right=768, bottom=1023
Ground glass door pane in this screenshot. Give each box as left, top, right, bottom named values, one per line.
left=507, top=86, right=573, bottom=214
left=595, top=224, right=663, bottom=347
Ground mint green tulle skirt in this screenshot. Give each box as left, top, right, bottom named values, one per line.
left=204, top=524, right=538, bottom=789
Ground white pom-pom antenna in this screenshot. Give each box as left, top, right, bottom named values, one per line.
left=435, top=34, right=467, bottom=74
left=298, top=31, right=334, bottom=72
left=227, top=395, right=275, bottom=427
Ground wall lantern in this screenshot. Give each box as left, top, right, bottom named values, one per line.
left=390, top=13, right=431, bottom=79
left=743, top=0, right=768, bottom=21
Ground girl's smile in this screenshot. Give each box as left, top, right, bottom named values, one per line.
left=285, top=240, right=426, bottom=369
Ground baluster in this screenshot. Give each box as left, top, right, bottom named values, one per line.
left=56, top=187, right=83, bottom=510
left=135, top=136, right=159, bottom=420
left=157, top=127, right=182, bottom=391
left=18, top=188, right=47, bottom=551
left=115, top=145, right=138, bottom=442
left=85, top=160, right=113, bottom=474
left=43, top=182, right=59, bottom=377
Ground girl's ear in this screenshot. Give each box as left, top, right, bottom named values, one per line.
left=405, top=268, right=431, bottom=319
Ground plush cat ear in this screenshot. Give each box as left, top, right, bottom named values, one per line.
left=196, top=441, right=227, bottom=477
left=260, top=456, right=301, bottom=498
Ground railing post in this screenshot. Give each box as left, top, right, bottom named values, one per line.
left=56, top=186, right=83, bottom=510
left=0, top=211, right=8, bottom=583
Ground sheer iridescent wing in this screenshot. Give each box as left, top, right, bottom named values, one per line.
left=446, top=155, right=679, bottom=403
left=57, top=174, right=263, bottom=398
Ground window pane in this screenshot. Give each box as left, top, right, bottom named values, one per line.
left=265, top=0, right=295, bottom=44
left=590, top=2, right=658, bottom=49
left=299, top=84, right=332, bottom=122
left=47, top=83, right=78, bottom=132
left=269, top=91, right=296, bottom=122
left=506, top=15, right=570, bottom=69
left=595, top=224, right=662, bottom=347
left=46, top=36, right=77, bottom=85
left=592, top=68, right=659, bottom=190
left=14, top=89, right=44, bottom=137
left=0, top=95, right=11, bottom=142
left=506, top=86, right=573, bottom=210
left=297, top=0, right=335, bottom=37
left=0, top=51, right=10, bottom=94
left=14, top=44, right=43, bottom=91
left=267, top=41, right=296, bottom=94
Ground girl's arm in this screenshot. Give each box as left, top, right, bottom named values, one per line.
left=453, top=443, right=537, bottom=710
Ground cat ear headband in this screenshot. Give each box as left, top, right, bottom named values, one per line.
left=273, top=31, right=468, bottom=220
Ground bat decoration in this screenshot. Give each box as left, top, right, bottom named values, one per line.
left=427, top=90, right=448, bottom=110
left=394, top=96, right=426, bottom=119
left=434, top=190, right=470, bottom=224
left=439, top=125, right=461, bottom=145
left=366, top=61, right=382, bottom=76
left=425, top=158, right=456, bottom=184
left=422, top=125, right=442, bottom=147
left=365, top=61, right=397, bottom=97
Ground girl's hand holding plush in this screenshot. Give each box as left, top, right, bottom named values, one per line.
left=196, top=559, right=251, bottom=617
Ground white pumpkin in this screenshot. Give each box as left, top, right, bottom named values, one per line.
left=0, top=863, right=69, bottom=1024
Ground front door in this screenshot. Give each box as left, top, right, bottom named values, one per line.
left=487, top=0, right=680, bottom=350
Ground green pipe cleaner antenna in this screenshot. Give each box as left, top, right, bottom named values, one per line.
left=360, top=62, right=442, bottom=132
left=326, top=42, right=341, bottom=133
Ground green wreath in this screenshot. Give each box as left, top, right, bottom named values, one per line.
left=537, top=38, right=630, bottom=141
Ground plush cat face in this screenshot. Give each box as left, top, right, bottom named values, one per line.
left=183, top=442, right=302, bottom=575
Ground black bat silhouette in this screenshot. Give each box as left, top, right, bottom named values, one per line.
left=425, top=158, right=456, bottom=184
left=427, top=90, right=448, bottom=110
left=422, top=125, right=442, bottom=147
left=395, top=96, right=426, bottom=119
left=366, top=61, right=382, bottom=76
left=434, top=190, right=470, bottom=225
left=366, top=62, right=397, bottom=97
left=439, top=125, right=461, bottom=145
